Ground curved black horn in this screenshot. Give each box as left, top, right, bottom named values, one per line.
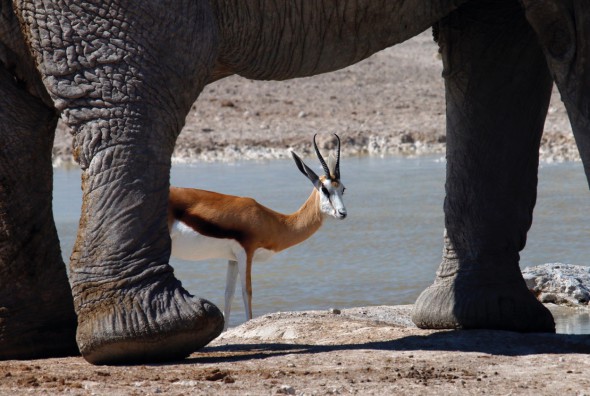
left=313, top=134, right=330, bottom=177
left=334, top=133, right=341, bottom=179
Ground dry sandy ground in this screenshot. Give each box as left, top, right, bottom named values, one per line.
left=52, top=32, right=576, bottom=165
left=2, top=306, right=590, bottom=395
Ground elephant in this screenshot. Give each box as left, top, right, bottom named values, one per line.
left=0, top=0, right=588, bottom=364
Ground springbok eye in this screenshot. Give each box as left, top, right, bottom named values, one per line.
left=321, top=186, right=330, bottom=196
left=342, top=187, right=346, bottom=195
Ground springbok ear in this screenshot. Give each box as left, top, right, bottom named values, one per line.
left=291, top=151, right=320, bottom=187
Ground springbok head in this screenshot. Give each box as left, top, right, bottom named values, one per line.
left=291, top=134, right=347, bottom=220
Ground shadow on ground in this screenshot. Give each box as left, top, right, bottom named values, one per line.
left=187, top=330, right=590, bottom=365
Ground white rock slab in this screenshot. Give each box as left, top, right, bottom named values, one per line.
left=522, top=263, right=590, bottom=307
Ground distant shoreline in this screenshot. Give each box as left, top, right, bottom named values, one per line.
left=52, top=130, right=580, bottom=168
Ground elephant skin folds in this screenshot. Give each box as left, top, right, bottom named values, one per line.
left=75, top=292, right=224, bottom=365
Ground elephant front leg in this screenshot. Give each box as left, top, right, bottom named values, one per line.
left=412, top=0, right=555, bottom=332
left=14, top=0, right=224, bottom=363
left=0, top=65, right=78, bottom=359
left=70, top=139, right=223, bottom=364
left=64, top=74, right=224, bottom=364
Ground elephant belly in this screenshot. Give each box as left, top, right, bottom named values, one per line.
left=170, top=220, right=240, bottom=262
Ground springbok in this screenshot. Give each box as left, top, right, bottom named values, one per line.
left=168, top=134, right=346, bottom=329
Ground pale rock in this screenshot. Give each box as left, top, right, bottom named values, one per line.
left=522, top=263, right=590, bottom=307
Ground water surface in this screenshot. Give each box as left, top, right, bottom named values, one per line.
left=53, top=156, right=590, bottom=332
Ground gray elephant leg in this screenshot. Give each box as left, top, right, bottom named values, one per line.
left=0, top=64, right=78, bottom=359
left=412, top=0, right=555, bottom=332
left=15, top=1, right=223, bottom=363
left=524, top=1, right=590, bottom=183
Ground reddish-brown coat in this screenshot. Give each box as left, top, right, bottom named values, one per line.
left=168, top=186, right=325, bottom=320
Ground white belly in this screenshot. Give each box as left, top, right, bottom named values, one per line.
left=170, top=220, right=240, bottom=261
left=252, top=248, right=275, bottom=262
left=170, top=220, right=276, bottom=262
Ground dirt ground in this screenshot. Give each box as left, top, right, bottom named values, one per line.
left=30, top=32, right=587, bottom=395
left=2, top=306, right=590, bottom=395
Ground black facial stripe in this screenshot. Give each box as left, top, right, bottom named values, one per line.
left=320, top=185, right=336, bottom=209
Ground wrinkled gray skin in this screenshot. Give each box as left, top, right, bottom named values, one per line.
left=0, top=0, right=587, bottom=364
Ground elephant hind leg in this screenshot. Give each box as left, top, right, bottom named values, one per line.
left=412, top=0, right=555, bottom=332
left=0, top=65, right=78, bottom=359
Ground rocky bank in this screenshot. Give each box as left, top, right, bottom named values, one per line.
left=524, top=264, right=590, bottom=308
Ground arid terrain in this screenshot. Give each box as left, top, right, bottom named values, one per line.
left=16, top=32, right=586, bottom=395
left=2, top=306, right=590, bottom=395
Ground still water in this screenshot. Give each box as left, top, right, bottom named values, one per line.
left=53, top=156, right=590, bottom=331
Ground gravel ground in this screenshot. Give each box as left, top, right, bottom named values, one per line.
left=2, top=306, right=589, bottom=395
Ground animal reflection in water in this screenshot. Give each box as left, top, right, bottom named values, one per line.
left=168, top=134, right=347, bottom=329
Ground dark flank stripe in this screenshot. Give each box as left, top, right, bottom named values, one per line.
left=171, top=206, right=244, bottom=242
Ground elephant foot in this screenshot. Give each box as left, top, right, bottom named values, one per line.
left=0, top=292, right=79, bottom=360
left=412, top=270, right=555, bottom=333
left=0, top=314, right=78, bottom=360
left=76, top=282, right=224, bottom=365
left=0, top=242, right=78, bottom=359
